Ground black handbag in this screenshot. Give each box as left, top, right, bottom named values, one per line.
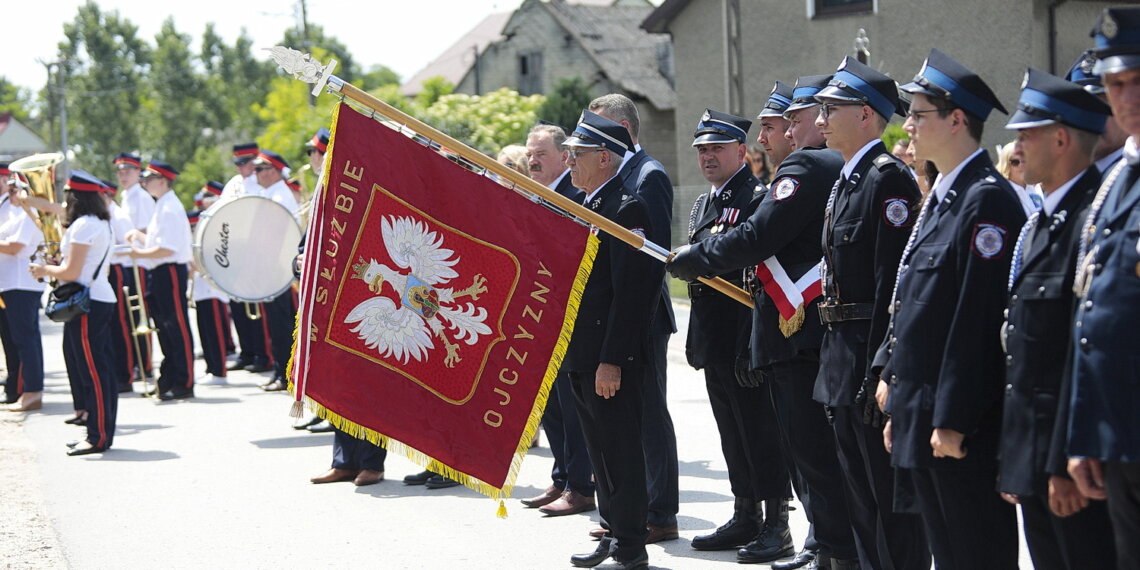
left=45, top=282, right=91, bottom=323
left=44, top=224, right=111, bottom=323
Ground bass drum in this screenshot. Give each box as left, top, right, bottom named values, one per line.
left=193, top=196, right=302, bottom=302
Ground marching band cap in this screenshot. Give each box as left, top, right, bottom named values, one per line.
left=901, top=49, right=1007, bottom=120
left=65, top=170, right=109, bottom=193
left=99, top=177, right=119, bottom=194
left=203, top=180, right=224, bottom=196
left=1006, top=69, right=1112, bottom=134
left=758, top=82, right=794, bottom=119
left=1092, top=7, right=1140, bottom=75
left=692, top=109, right=751, bottom=146
left=816, top=56, right=904, bottom=119
left=286, top=177, right=301, bottom=192
left=784, top=75, right=833, bottom=114
left=1066, top=51, right=1105, bottom=94
left=253, top=150, right=290, bottom=171
left=305, top=127, right=330, bottom=153
left=563, top=110, right=633, bottom=156
left=113, top=153, right=142, bottom=169
left=0, top=163, right=9, bottom=177
left=232, top=142, right=259, bottom=165
left=141, top=160, right=179, bottom=180
left=187, top=210, right=200, bottom=226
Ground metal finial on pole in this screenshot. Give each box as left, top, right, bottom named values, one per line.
left=265, top=46, right=339, bottom=97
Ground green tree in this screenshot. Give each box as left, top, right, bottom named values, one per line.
left=360, top=64, right=401, bottom=91
left=881, top=123, right=908, bottom=153
left=536, top=77, right=593, bottom=133
left=0, top=77, right=36, bottom=124
left=57, top=1, right=151, bottom=178
left=415, top=76, right=455, bottom=108
left=201, top=24, right=276, bottom=139
left=422, top=88, right=544, bottom=155
left=141, top=17, right=210, bottom=203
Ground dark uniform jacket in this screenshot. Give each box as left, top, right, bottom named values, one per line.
left=874, top=151, right=1027, bottom=470
left=816, top=142, right=920, bottom=407
left=684, top=165, right=765, bottom=370
left=685, top=146, right=842, bottom=368
left=1067, top=161, right=1140, bottom=463
left=619, top=149, right=677, bottom=337
left=998, top=167, right=1099, bottom=496
left=564, top=175, right=663, bottom=373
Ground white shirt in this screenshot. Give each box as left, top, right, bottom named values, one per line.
left=119, top=183, right=155, bottom=231
left=108, top=201, right=136, bottom=267
left=0, top=194, right=16, bottom=225
left=931, top=148, right=986, bottom=204
left=191, top=269, right=229, bottom=302
left=261, top=179, right=300, bottom=215
left=1009, top=182, right=1042, bottom=216
left=1041, top=172, right=1083, bottom=217
left=840, top=139, right=883, bottom=181
left=144, top=191, right=193, bottom=266
left=0, top=206, right=44, bottom=293
left=221, top=173, right=260, bottom=199
left=61, top=215, right=114, bottom=303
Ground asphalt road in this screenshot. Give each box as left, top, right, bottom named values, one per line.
left=3, top=301, right=1030, bottom=569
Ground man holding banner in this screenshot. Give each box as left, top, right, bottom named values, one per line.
left=562, top=111, right=662, bottom=570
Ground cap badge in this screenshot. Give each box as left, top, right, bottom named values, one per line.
left=1104, top=13, right=1119, bottom=39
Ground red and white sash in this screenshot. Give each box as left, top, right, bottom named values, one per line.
left=753, top=257, right=823, bottom=337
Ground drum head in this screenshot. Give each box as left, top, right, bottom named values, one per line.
left=194, top=196, right=302, bottom=302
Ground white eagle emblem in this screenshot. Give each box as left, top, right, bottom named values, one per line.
left=344, top=216, right=492, bottom=368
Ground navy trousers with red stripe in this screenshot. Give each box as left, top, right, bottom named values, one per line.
left=264, top=291, right=296, bottom=380
left=195, top=298, right=230, bottom=377
left=0, top=290, right=44, bottom=401
left=107, top=264, right=154, bottom=387
left=147, top=263, right=195, bottom=394
left=62, top=301, right=117, bottom=448
left=230, top=301, right=270, bottom=365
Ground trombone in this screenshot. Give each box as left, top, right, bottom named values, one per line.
left=122, top=263, right=157, bottom=397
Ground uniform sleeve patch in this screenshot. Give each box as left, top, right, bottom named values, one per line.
left=971, top=222, right=1008, bottom=259
left=629, top=226, right=646, bottom=240
left=882, top=197, right=911, bottom=227
left=772, top=177, right=800, bottom=201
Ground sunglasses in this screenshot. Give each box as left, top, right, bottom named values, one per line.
left=254, top=165, right=274, bottom=172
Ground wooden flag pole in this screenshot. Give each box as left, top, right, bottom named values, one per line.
left=268, top=46, right=753, bottom=309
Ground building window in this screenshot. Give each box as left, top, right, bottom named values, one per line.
left=518, top=51, right=543, bottom=95
left=812, top=0, right=874, bottom=18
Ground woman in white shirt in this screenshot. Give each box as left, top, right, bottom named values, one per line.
left=30, top=172, right=118, bottom=456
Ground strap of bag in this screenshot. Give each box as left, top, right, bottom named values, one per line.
left=87, top=221, right=112, bottom=283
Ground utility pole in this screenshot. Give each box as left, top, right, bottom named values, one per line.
left=299, top=0, right=315, bottom=106
left=723, top=0, right=744, bottom=116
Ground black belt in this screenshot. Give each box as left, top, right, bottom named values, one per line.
left=688, top=280, right=743, bottom=299
left=817, top=302, right=873, bottom=323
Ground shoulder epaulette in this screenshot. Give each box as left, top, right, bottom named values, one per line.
left=872, top=152, right=898, bottom=170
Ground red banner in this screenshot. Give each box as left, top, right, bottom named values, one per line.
left=291, top=103, right=597, bottom=502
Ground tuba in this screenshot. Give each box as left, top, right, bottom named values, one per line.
left=9, top=152, right=65, bottom=263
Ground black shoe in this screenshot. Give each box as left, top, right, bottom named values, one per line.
left=64, top=415, right=86, bottom=425
left=292, top=416, right=323, bottom=430
left=613, top=550, right=649, bottom=570
left=67, top=443, right=106, bottom=456
left=692, top=498, right=760, bottom=551
left=403, top=470, right=434, bottom=485
left=227, top=358, right=253, bottom=371
left=425, top=474, right=460, bottom=489
left=117, top=383, right=133, bottom=394
left=737, top=498, right=793, bottom=564
left=244, top=359, right=273, bottom=373
left=261, top=379, right=288, bottom=392
left=306, top=420, right=334, bottom=433
left=3, top=394, right=19, bottom=405
left=158, top=389, right=194, bottom=401
left=570, top=537, right=616, bottom=568
left=772, top=548, right=818, bottom=570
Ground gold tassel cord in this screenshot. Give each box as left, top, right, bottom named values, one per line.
left=778, top=304, right=806, bottom=338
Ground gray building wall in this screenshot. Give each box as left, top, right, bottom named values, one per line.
left=663, top=0, right=1115, bottom=188
left=454, top=0, right=679, bottom=180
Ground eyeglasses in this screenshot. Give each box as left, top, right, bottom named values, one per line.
left=817, top=102, right=865, bottom=119
left=905, top=108, right=941, bottom=121
left=566, top=148, right=605, bottom=160
left=254, top=165, right=274, bottom=172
